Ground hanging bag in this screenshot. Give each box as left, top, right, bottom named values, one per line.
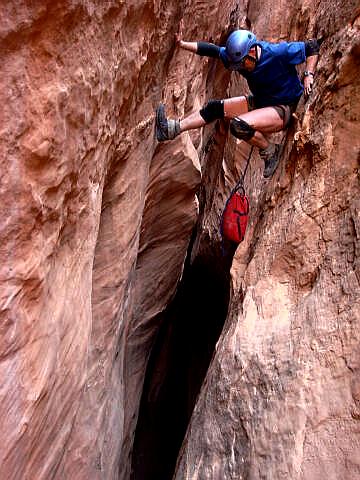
left=220, top=185, right=249, bottom=243
left=220, top=147, right=253, bottom=245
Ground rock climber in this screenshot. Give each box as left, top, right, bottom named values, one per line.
left=156, top=28, right=322, bottom=178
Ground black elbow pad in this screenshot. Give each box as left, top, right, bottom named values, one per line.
left=197, top=42, right=221, bottom=58
left=305, top=39, right=322, bottom=56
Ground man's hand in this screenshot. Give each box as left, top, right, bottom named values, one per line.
left=304, top=74, right=314, bottom=96
left=175, top=19, right=198, bottom=53
left=175, top=19, right=184, bottom=47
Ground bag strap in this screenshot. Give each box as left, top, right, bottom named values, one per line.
left=233, top=146, right=254, bottom=194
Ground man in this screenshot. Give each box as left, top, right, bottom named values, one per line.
left=156, top=29, right=321, bottom=178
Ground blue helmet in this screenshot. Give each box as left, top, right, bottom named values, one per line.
left=223, top=30, right=257, bottom=67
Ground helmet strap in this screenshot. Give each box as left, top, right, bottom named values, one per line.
left=249, top=43, right=259, bottom=63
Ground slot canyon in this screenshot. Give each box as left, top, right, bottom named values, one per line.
left=1, top=1, right=359, bottom=479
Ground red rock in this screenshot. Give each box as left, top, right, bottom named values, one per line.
left=1, top=1, right=359, bottom=479
left=175, top=7, right=360, bottom=480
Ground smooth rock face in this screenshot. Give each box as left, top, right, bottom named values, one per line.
left=1, top=1, right=360, bottom=480
left=0, top=1, right=228, bottom=479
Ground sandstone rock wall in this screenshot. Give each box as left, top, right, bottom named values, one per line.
left=0, top=1, right=236, bottom=479
left=1, top=0, right=359, bottom=479
left=0, top=1, right=188, bottom=478
left=175, top=2, right=360, bottom=480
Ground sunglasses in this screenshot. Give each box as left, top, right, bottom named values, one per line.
left=228, top=54, right=257, bottom=71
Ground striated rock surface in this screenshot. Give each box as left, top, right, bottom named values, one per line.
left=175, top=2, right=360, bottom=480
left=1, top=1, right=359, bottom=480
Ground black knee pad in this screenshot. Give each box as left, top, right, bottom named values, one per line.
left=200, top=100, right=225, bottom=123
left=230, top=118, right=255, bottom=141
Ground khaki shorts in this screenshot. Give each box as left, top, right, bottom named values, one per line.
left=246, top=95, right=298, bottom=128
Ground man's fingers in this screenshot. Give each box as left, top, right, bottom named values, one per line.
left=177, top=19, right=184, bottom=37
left=304, top=77, right=314, bottom=96
left=176, top=19, right=184, bottom=45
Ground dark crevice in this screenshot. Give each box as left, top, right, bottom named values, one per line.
left=130, top=243, right=232, bottom=480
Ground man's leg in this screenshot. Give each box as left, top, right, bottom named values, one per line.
left=224, top=100, right=283, bottom=145
left=226, top=105, right=287, bottom=178
left=179, top=110, right=206, bottom=132
left=179, top=96, right=250, bottom=132
left=156, top=105, right=205, bottom=141
left=231, top=107, right=284, bottom=134
left=156, top=97, right=248, bottom=141
left=155, top=97, right=287, bottom=177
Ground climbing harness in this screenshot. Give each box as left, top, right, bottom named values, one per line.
left=220, top=146, right=253, bottom=249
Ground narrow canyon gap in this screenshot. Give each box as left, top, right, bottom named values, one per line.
left=131, top=248, right=233, bottom=480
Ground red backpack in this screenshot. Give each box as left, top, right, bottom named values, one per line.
left=220, top=186, right=249, bottom=243
left=220, top=147, right=253, bottom=245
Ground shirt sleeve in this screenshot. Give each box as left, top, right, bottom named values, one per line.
left=304, top=39, right=322, bottom=56
left=283, top=42, right=306, bottom=65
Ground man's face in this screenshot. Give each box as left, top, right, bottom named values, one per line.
left=229, top=47, right=257, bottom=72
left=241, top=47, right=257, bottom=71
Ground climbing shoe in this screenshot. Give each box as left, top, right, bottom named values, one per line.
left=260, top=143, right=282, bottom=178
left=155, top=104, right=180, bottom=141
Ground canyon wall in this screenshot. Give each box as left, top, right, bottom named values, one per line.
left=175, top=1, right=360, bottom=480
left=0, top=1, right=233, bottom=478
left=1, top=1, right=359, bottom=479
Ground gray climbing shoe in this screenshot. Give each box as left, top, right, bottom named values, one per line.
left=260, top=143, right=282, bottom=178
left=156, top=104, right=180, bottom=141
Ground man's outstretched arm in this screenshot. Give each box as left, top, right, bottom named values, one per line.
left=303, top=38, right=323, bottom=95
left=177, top=39, right=221, bottom=57
left=176, top=39, right=198, bottom=53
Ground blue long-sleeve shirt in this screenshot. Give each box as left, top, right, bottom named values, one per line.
left=198, top=40, right=306, bottom=107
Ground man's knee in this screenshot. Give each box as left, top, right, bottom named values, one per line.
left=230, top=117, right=255, bottom=140
left=200, top=100, right=225, bottom=123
